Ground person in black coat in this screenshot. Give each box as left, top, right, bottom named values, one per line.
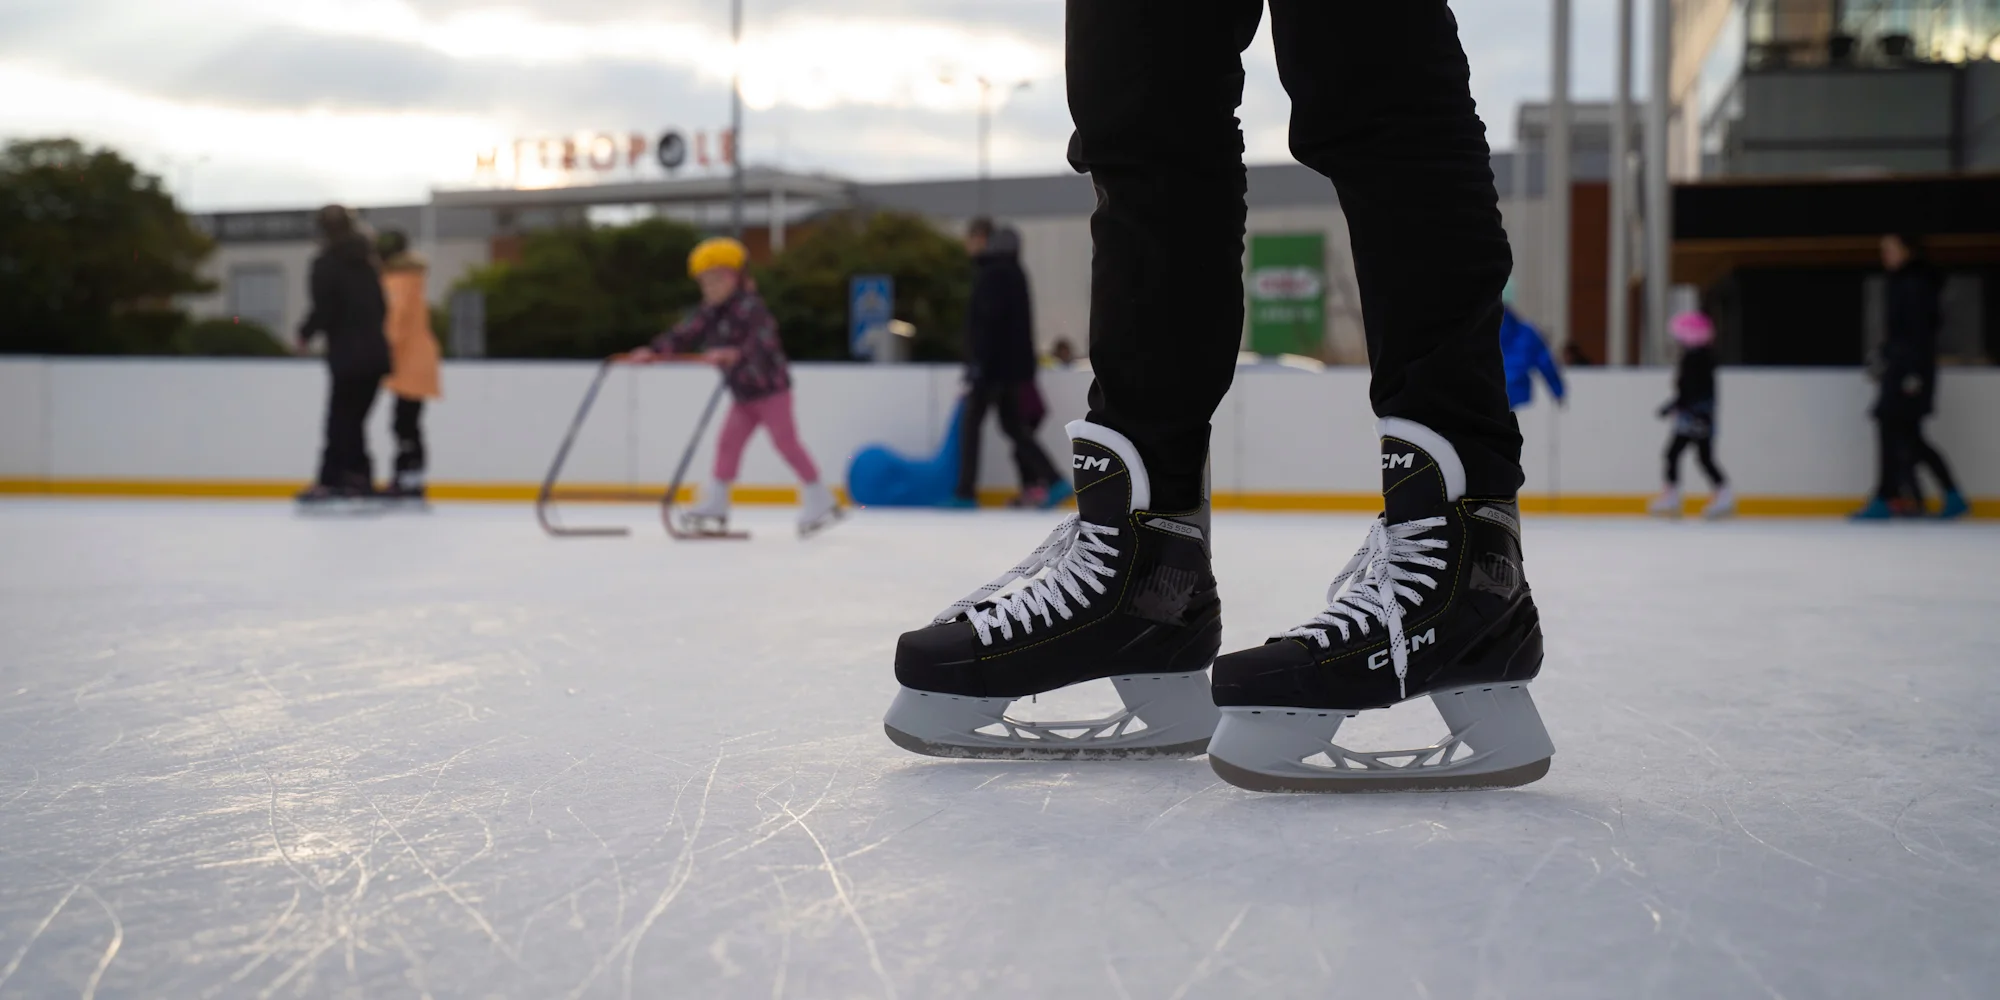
left=955, top=218, right=1065, bottom=507
left=1857, top=232, right=1966, bottom=519
left=296, top=205, right=390, bottom=500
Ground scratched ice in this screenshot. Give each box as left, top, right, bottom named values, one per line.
left=2, top=499, right=1997, bottom=999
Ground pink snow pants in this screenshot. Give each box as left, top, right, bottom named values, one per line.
left=713, top=389, right=819, bottom=484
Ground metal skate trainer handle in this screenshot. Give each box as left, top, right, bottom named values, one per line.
left=536, top=358, right=632, bottom=538
left=660, top=376, right=733, bottom=532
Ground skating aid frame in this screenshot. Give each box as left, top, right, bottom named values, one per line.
left=536, top=358, right=633, bottom=537
left=661, top=376, right=749, bottom=541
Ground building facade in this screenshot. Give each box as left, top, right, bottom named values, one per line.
left=185, top=155, right=1578, bottom=367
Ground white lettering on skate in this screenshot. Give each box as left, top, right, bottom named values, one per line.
left=1382, top=453, right=1415, bottom=470
left=1074, top=455, right=1111, bottom=472
left=1470, top=504, right=1521, bottom=536
left=1142, top=517, right=1203, bottom=541
left=1368, top=628, right=1436, bottom=669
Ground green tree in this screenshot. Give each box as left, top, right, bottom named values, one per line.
left=757, top=211, right=970, bottom=361
left=0, top=138, right=215, bottom=354
left=460, top=217, right=704, bottom=358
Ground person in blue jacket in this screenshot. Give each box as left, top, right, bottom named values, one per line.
left=1498, top=283, right=1565, bottom=410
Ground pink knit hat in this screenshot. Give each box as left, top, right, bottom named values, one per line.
left=1670, top=310, right=1714, bottom=348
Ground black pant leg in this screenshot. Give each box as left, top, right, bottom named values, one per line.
left=1267, top=0, right=1521, bottom=496
left=1663, top=435, right=1689, bottom=486
left=1872, top=414, right=1898, bottom=500
left=955, top=385, right=994, bottom=500
left=994, top=382, right=1059, bottom=488
left=1911, top=426, right=1960, bottom=495
left=1067, top=0, right=1267, bottom=511
left=1694, top=438, right=1727, bottom=486
left=393, top=397, right=426, bottom=481
left=1877, top=409, right=1924, bottom=502
left=344, top=376, right=380, bottom=489
left=320, top=373, right=378, bottom=489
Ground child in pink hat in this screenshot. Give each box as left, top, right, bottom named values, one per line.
left=1649, top=311, right=1734, bottom=519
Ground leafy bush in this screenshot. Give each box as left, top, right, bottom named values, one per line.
left=174, top=317, right=288, bottom=357
left=459, top=217, right=704, bottom=358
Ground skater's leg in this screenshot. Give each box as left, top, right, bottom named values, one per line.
left=1663, top=434, right=1690, bottom=486
left=1269, top=0, right=1520, bottom=496
left=886, top=0, right=1259, bottom=759
left=1068, top=0, right=1267, bottom=511
left=750, top=390, right=821, bottom=484
left=1210, top=3, right=1550, bottom=792
left=711, top=399, right=758, bottom=484
left=1872, top=413, right=1901, bottom=501
left=324, top=375, right=378, bottom=490
left=994, top=382, right=1059, bottom=488
left=392, top=397, right=425, bottom=491
left=1694, top=437, right=1727, bottom=488
left=315, top=373, right=342, bottom=487
left=1911, top=426, right=1959, bottom=496
left=954, top=384, right=995, bottom=501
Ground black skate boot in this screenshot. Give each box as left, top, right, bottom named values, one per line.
left=1207, top=418, right=1552, bottom=792
left=885, top=420, right=1221, bottom=759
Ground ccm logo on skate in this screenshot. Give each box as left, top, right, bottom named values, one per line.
left=1368, top=629, right=1436, bottom=669
left=1382, top=453, right=1416, bottom=470
left=1074, top=455, right=1111, bottom=472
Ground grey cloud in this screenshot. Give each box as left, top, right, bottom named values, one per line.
left=399, top=0, right=1064, bottom=35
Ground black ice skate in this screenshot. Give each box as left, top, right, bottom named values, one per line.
left=1207, top=418, right=1553, bottom=792
left=884, top=420, right=1221, bottom=759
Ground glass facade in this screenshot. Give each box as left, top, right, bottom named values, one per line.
left=1744, top=1, right=2000, bottom=67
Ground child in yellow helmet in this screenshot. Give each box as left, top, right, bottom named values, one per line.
left=624, top=237, right=843, bottom=536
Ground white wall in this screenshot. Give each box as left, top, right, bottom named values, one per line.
left=2, top=357, right=1996, bottom=502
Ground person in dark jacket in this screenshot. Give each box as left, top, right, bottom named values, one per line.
left=1854, top=233, right=1967, bottom=520
left=296, top=205, right=390, bottom=502
left=1649, top=310, right=1732, bottom=518
left=954, top=218, right=1067, bottom=508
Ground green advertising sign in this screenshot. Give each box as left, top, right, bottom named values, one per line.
left=1247, top=232, right=1326, bottom=357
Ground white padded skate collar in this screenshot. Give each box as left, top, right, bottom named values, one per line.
left=1066, top=419, right=1151, bottom=510
left=1378, top=417, right=1466, bottom=502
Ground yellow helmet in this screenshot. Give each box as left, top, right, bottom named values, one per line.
left=687, top=236, right=749, bottom=276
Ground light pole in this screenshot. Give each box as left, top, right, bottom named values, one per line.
left=1644, top=0, right=1673, bottom=365
left=1608, top=0, right=1634, bottom=366
left=728, top=0, right=745, bottom=239
left=976, top=77, right=1030, bottom=218
left=1546, top=0, right=1572, bottom=355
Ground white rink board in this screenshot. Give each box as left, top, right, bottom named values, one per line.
left=1, top=500, right=1996, bottom=998
left=2, top=357, right=1997, bottom=498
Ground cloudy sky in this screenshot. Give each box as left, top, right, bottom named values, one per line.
left=1, top=0, right=1643, bottom=211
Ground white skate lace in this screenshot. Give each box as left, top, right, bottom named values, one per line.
left=932, top=516, right=1122, bottom=646
left=1278, top=516, right=1449, bottom=699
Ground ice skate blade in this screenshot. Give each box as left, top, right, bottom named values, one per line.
left=295, top=499, right=388, bottom=518
left=882, top=672, right=1219, bottom=761
left=797, top=507, right=847, bottom=540
left=1206, top=684, right=1555, bottom=794
left=883, top=724, right=1208, bottom=761
left=1210, top=753, right=1550, bottom=793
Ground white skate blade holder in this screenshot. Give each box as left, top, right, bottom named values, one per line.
left=295, top=496, right=392, bottom=518
left=1208, top=683, right=1554, bottom=793
left=884, top=672, right=1219, bottom=761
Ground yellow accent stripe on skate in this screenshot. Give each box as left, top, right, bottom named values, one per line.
left=0, top=478, right=1992, bottom=519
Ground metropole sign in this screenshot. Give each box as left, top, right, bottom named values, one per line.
left=474, top=128, right=735, bottom=187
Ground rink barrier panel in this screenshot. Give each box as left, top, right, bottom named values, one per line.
left=2, top=478, right=1993, bottom=519
left=0, top=358, right=1994, bottom=516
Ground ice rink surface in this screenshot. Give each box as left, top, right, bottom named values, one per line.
left=2, top=499, right=1997, bottom=1000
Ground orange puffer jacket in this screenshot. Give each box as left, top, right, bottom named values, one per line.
left=381, top=254, right=441, bottom=400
